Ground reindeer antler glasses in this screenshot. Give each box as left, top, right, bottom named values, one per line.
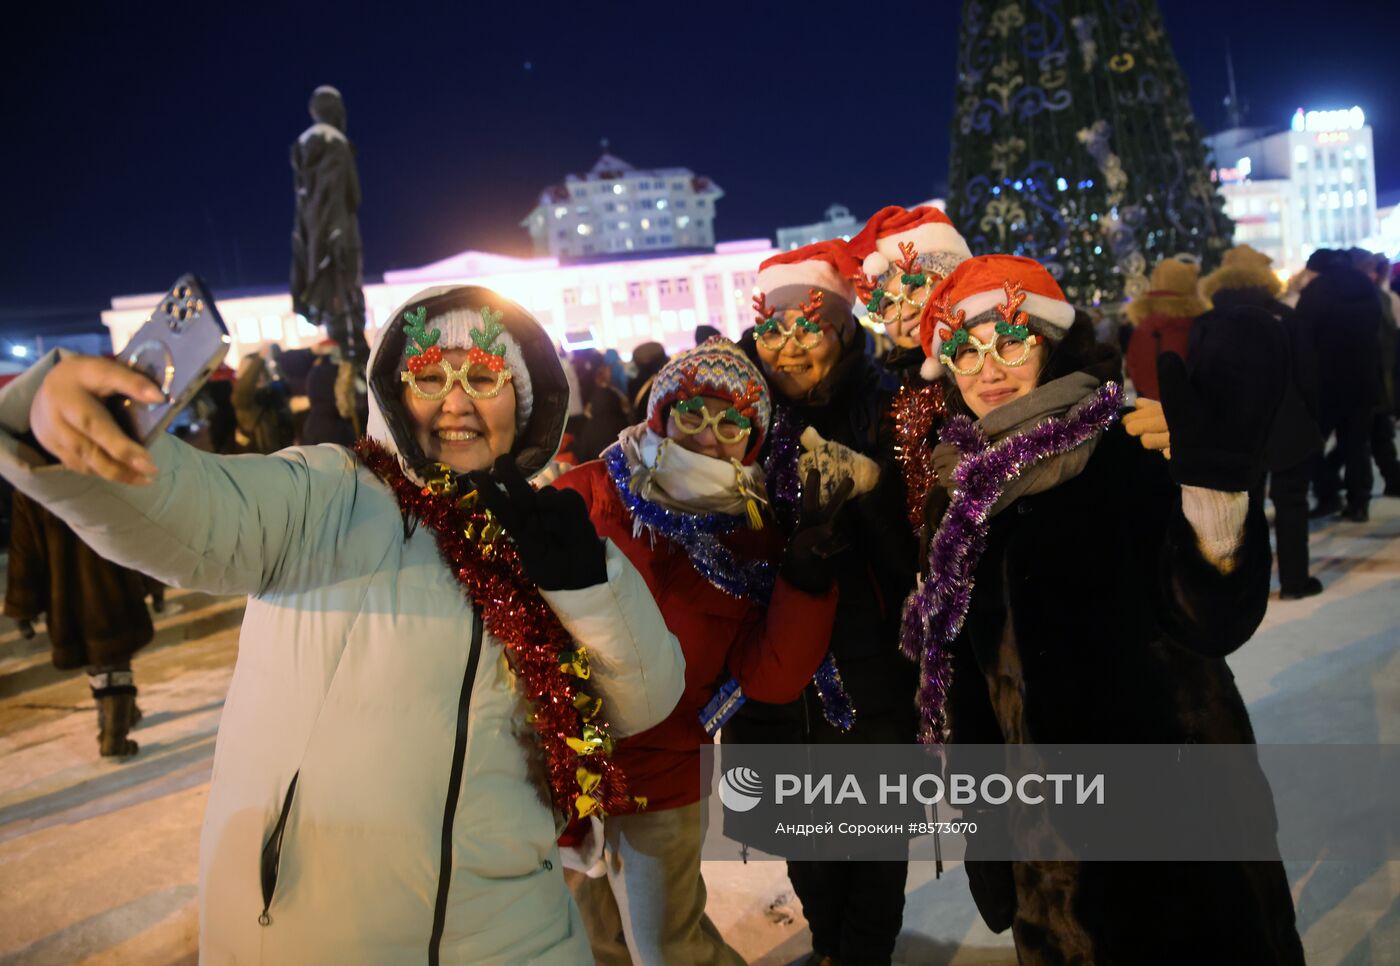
left=752, top=290, right=826, bottom=352
left=856, top=242, right=944, bottom=328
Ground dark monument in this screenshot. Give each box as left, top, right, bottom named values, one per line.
left=290, top=85, right=369, bottom=430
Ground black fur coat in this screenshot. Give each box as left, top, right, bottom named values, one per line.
left=932, top=423, right=1305, bottom=964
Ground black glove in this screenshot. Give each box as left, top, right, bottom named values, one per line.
left=467, top=455, right=607, bottom=591
left=965, top=859, right=1017, bottom=933
left=780, top=470, right=855, bottom=594
left=1157, top=307, right=1287, bottom=492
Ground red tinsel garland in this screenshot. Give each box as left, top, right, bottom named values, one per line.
left=891, top=381, right=947, bottom=534
left=354, top=438, right=633, bottom=819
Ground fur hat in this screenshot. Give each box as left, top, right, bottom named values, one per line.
left=1200, top=245, right=1283, bottom=300
left=918, top=255, right=1075, bottom=380
left=646, top=338, right=771, bottom=463
left=1125, top=258, right=1210, bottom=324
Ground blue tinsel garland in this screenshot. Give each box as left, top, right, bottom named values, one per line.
left=606, top=437, right=855, bottom=732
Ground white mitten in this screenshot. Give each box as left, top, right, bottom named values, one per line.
left=797, top=427, right=880, bottom=504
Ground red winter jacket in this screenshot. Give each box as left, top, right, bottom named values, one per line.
left=554, top=459, right=838, bottom=810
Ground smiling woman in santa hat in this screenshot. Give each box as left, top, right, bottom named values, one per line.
left=907, top=255, right=1304, bottom=962
left=847, top=205, right=975, bottom=538
left=731, top=239, right=922, bottom=966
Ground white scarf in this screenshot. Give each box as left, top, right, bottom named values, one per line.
left=614, top=423, right=768, bottom=525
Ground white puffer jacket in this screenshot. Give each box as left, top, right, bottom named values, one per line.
left=0, top=332, right=683, bottom=962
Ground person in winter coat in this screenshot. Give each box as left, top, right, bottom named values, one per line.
left=0, top=285, right=685, bottom=964
left=847, top=205, right=972, bottom=539
left=1297, top=249, right=1386, bottom=520
left=555, top=338, right=850, bottom=965
left=908, top=254, right=1303, bottom=964
left=1124, top=256, right=1210, bottom=401
left=626, top=340, right=668, bottom=415
left=1198, top=244, right=1325, bottom=598
left=728, top=240, right=920, bottom=966
left=232, top=352, right=296, bottom=454
left=298, top=341, right=358, bottom=447
left=573, top=349, right=635, bottom=464
left=4, top=489, right=155, bottom=757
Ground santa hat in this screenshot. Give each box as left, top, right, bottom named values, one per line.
left=849, top=206, right=972, bottom=280
left=918, top=255, right=1075, bottom=380
left=757, top=239, right=860, bottom=309
left=646, top=338, right=772, bottom=463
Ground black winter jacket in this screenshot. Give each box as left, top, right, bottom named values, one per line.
left=728, top=334, right=919, bottom=744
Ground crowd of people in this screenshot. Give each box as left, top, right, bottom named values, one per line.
left=4, top=202, right=1394, bottom=964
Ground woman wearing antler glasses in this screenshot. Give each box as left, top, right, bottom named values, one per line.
left=905, top=255, right=1303, bottom=963
left=729, top=239, right=922, bottom=966
left=550, top=338, right=853, bottom=965
left=847, top=205, right=975, bottom=545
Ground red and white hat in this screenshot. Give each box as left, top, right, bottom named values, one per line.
left=758, top=239, right=861, bottom=309
left=918, top=255, right=1076, bottom=380
left=848, top=206, right=972, bottom=280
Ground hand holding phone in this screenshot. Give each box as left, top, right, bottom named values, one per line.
left=29, top=356, right=165, bottom=484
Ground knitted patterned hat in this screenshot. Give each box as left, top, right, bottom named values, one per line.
left=918, top=255, right=1075, bottom=380
left=646, top=337, right=772, bottom=463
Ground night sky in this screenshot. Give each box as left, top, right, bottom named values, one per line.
left=4, top=0, right=1395, bottom=332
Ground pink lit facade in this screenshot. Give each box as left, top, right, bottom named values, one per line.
left=101, top=240, right=779, bottom=365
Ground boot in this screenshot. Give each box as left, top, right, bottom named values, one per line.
left=89, top=669, right=139, bottom=759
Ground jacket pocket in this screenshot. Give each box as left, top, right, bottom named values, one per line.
left=258, top=771, right=299, bottom=926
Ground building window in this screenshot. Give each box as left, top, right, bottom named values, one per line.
left=675, top=200, right=687, bottom=209
left=661, top=234, right=673, bottom=244
left=628, top=282, right=643, bottom=300
left=677, top=278, right=690, bottom=295
left=671, top=181, right=684, bottom=191
left=583, top=243, right=595, bottom=254
left=658, top=280, right=672, bottom=296
left=695, top=199, right=708, bottom=208
left=563, top=289, right=579, bottom=307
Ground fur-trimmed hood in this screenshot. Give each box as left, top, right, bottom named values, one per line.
left=1201, top=263, right=1282, bottom=301
left=1125, top=289, right=1209, bottom=324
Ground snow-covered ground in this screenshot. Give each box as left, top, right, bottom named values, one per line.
left=0, top=501, right=1396, bottom=964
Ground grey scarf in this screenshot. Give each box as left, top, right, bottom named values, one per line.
left=932, top=373, right=1105, bottom=517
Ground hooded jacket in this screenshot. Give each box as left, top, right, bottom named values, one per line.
left=0, top=287, right=684, bottom=964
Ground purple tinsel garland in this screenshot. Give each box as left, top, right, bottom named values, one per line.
left=764, top=405, right=803, bottom=532
left=605, top=440, right=855, bottom=731
left=901, top=383, right=1124, bottom=744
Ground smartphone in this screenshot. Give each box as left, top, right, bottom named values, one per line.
left=109, top=274, right=231, bottom=445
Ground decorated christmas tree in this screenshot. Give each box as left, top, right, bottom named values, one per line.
left=947, top=1, right=1233, bottom=307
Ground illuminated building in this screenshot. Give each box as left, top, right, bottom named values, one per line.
left=520, top=152, right=723, bottom=260
left=776, top=204, right=858, bottom=250
left=101, top=241, right=777, bottom=366
left=1207, top=106, right=1378, bottom=270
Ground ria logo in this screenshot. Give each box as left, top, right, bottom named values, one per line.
left=718, top=766, right=764, bottom=812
